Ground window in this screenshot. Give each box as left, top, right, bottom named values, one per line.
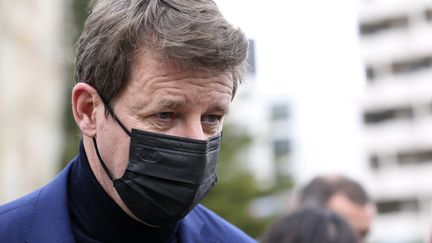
left=271, top=103, right=290, bottom=121
left=369, top=154, right=380, bottom=170
left=391, top=56, right=432, bottom=75
left=425, top=9, right=432, bottom=21
left=376, top=198, right=419, bottom=214
left=397, top=149, right=432, bottom=166
left=369, top=148, right=432, bottom=171
left=363, top=106, right=413, bottom=124
left=365, top=65, right=376, bottom=81
left=360, top=15, right=408, bottom=36
left=272, top=139, right=291, bottom=159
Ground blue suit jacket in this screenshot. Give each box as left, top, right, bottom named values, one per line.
left=0, top=159, right=256, bottom=243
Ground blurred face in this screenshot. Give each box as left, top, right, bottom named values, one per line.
left=82, top=51, right=234, bottom=219
left=327, top=193, right=375, bottom=243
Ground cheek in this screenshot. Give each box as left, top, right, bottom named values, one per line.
left=97, top=119, right=131, bottom=178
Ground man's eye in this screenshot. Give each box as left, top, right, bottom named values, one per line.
left=155, top=112, right=174, bottom=120
left=202, top=115, right=221, bottom=124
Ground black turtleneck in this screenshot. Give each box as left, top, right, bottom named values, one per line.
left=68, top=142, right=179, bottom=243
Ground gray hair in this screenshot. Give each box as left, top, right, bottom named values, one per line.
left=74, top=0, right=248, bottom=109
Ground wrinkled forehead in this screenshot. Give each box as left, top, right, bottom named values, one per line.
left=129, top=50, right=234, bottom=91
left=130, top=48, right=238, bottom=97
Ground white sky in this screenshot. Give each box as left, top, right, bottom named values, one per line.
left=215, top=0, right=369, bottom=182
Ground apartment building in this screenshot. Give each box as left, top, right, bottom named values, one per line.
left=359, top=0, right=432, bottom=241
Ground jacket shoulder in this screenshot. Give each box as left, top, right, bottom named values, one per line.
left=0, top=160, right=76, bottom=243
left=0, top=188, right=43, bottom=241
left=179, top=204, right=257, bottom=243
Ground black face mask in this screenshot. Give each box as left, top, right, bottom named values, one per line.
left=92, top=100, right=220, bottom=228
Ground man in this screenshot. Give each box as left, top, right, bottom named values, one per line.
left=298, top=175, right=375, bottom=243
left=0, top=0, right=255, bottom=242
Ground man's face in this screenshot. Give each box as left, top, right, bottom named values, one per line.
left=89, top=52, right=234, bottom=219
left=327, top=193, right=375, bottom=242
left=95, top=51, right=234, bottom=178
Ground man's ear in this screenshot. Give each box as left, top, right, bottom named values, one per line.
left=72, top=83, right=101, bottom=137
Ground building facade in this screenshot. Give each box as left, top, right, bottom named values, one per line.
left=359, top=0, right=432, bottom=241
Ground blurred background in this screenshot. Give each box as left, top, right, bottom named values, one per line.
left=1, top=0, right=432, bottom=242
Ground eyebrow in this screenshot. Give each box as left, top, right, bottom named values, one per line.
left=208, top=104, right=230, bottom=116
left=154, top=98, right=186, bottom=110
left=154, top=99, right=231, bottom=115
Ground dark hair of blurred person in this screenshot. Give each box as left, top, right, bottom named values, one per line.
left=299, top=175, right=375, bottom=242
left=260, top=207, right=358, bottom=243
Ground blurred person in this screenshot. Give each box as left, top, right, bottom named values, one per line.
left=260, top=207, right=358, bottom=243
left=0, top=0, right=255, bottom=242
left=297, top=175, right=375, bottom=242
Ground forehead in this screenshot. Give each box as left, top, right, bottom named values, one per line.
left=133, top=50, right=233, bottom=84
left=118, top=51, right=234, bottom=111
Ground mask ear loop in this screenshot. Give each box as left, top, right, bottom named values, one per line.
left=99, top=95, right=131, bottom=137
left=92, top=137, right=114, bottom=181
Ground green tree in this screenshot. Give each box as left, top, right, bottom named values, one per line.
left=202, top=124, right=276, bottom=238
